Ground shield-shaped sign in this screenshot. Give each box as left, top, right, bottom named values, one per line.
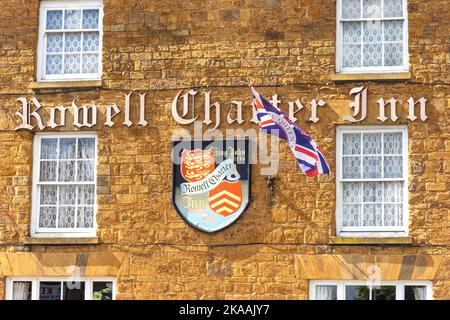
left=172, top=140, right=250, bottom=233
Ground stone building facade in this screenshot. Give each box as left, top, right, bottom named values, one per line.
left=0, top=0, right=448, bottom=300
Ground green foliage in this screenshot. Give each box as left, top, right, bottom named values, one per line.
left=92, top=287, right=112, bottom=300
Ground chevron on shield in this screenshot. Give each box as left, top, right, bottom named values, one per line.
left=208, top=180, right=242, bottom=217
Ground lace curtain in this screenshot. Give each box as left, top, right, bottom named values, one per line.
left=45, top=9, right=100, bottom=75
left=13, top=282, right=31, bottom=300
left=412, top=286, right=426, bottom=300
left=315, top=285, right=337, bottom=300
left=405, top=285, right=427, bottom=300
left=39, top=137, right=95, bottom=229
left=341, top=132, right=404, bottom=227
left=341, top=0, right=404, bottom=68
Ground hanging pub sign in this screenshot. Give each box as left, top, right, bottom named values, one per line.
left=172, top=139, right=250, bottom=233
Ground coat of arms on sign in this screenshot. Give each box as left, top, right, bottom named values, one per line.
left=172, top=140, right=251, bottom=233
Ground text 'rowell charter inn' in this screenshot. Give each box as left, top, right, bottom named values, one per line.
left=0, top=0, right=448, bottom=300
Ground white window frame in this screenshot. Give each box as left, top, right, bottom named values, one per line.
left=336, top=125, right=408, bottom=237
left=31, top=132, right=98, bottom=238
left=37, top=0, right=104, bottom=81
left=5, top=277, right=116, bottom=300
left=336, top=0, right=409, bottom=73
left=309, top=280, right=432, bottom=300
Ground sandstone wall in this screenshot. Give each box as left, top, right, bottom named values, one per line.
left=0, top=0, right=448, bottom=299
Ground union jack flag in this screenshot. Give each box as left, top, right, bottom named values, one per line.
left=251, top=86, right=331, bottom=177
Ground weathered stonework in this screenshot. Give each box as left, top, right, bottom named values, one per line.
left=0, top=0, right=448, bottom=299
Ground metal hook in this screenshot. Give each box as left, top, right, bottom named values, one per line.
left=265, top=175, right=276, bottom=204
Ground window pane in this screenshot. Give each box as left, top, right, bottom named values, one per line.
left=82, top=54, right=99, bottom=73
left=44, top=6, right=102, bottom=78
left=37, top=137, right=96, bottom=229
left=342, top=44, right=361, bottom=68
left=78, top=138, right=95, bottom=159
left=46, top=54, right=63, bottom=75
left=58, top=160, right=75, bottom=182
left=59, top=138, right=76, bottom=159
left=363, top=21, right=382, bottom=43
left=59, top=185, right=76, bottom=205
left=363, top=203, right=382, bottom=226
left=384, top=203, right=402, bottom=226
left=384, top=0, right=403, bottom=17
left=405, top=286, right=427, bottom=300
left=40, top=185, right=57, bottom=205
left=343, top=22, right=362, bottom=43
left=12, top=281, right=32, bottom=300
left=39, top=282, right=61, bottom=300
left=39, top=207, right=57, bottom=228
left=64, top=10, right=82, bottom=29
left=93, top=282, right=113, bottom=300
left=77, top=160, right=95, bottom=181
left=343, top=204, right=361, bottom=227
left=372, top=285, right=396, bottom=300
left=342, top=156, right=361, bottom=179
left=363, top=133, right=382, bottom=154
left=362, top=156, right=382, bottom=178
left=77, top=206, right=95, bottom=228
left=345, top=285, right=370, bottom=300
left=83, top=9, right=100, bottom=29
left=58, top=207, right=75, bottom=228
left=40, top=161, right=57, bottom=181
left=343, top=133, right=361, bottom=155
left=40, top=138, right=58, bottom=159
left=63, top=282, right=85, bottom=300
left=342, top=0, right=361, bottom=19
left=384, top=20, right=403, bottom=41
left=64, top=32, right=82, bottom=53
left=384, top=132, right=403, bottom=154
left=46, top=10, right=62, bottom=30
left=78, top=185, right=95, bottom=205
left=384, top=155, right=402, bottom=178
left=363, top=182, right=382, bottom=202
left=363, top=0, right=382, bottom=18
left=64, top=54, right=81, bottom=74
left=384, top=182, right=403, bottom=202
left=35, top=135, right=97, bottom=232
left=384, top=43, right=403, bottom=66
left=315, top=285, right=337, bottom=300
left=47, top=33, right=63, bottom=53
left=363, top=43, right=382, bottom=67
left=83, top=32, right=100, bottom=52
left=343, top=182, right=361, bottom=203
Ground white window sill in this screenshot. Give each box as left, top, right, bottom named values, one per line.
left=29, top=80, right=102, bottom=90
